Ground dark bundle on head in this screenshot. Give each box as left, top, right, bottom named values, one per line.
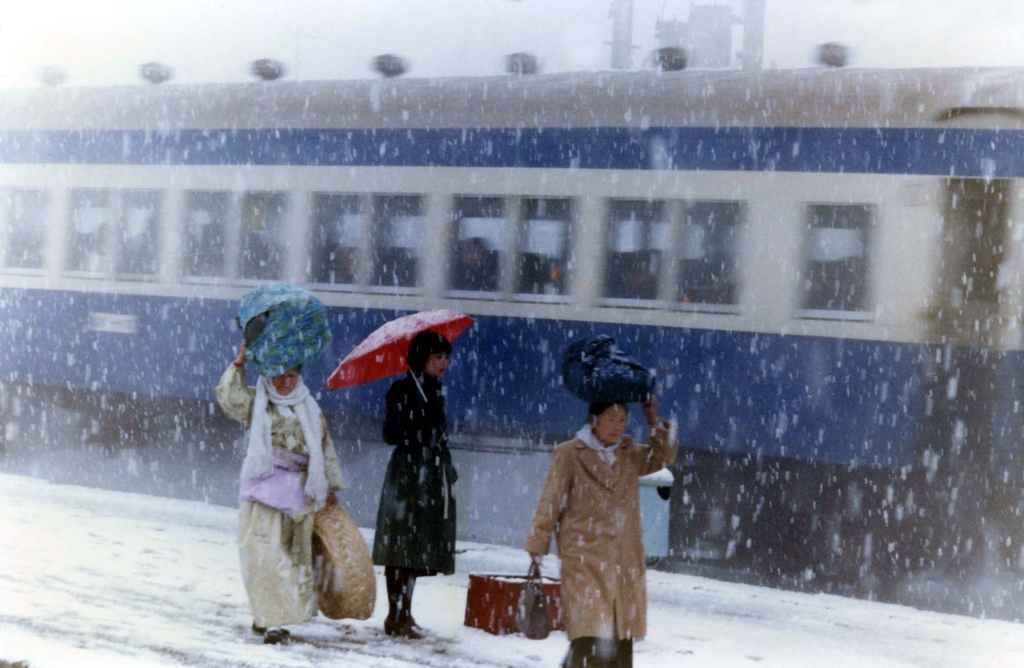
left=407, top=331, right=452, bottom=372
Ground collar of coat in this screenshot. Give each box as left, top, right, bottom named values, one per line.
left=575, top=425, right=620, bottom=464
left=572, top=435, right=637, bottom=490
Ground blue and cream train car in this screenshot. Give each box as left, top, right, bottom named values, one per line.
left=2, top=68, right=1024, bottom=591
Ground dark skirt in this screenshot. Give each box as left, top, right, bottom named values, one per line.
left=372, top=444, right=456, bottom=574
left=562, top=638, right=633, bottom=668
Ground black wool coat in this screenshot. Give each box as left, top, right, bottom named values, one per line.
left=372, top=372, right=458, bottom=574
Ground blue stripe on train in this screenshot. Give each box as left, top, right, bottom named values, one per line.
left=2, top=288, right=997, bottom=470
left=1, top=127, right=1024, bottom=176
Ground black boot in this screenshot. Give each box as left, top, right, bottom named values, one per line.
left=383, top=568, right=423, bottom=639
left=402, top=573, right=424, bottom=635
left=263, top=627, right=291, bottom=645
left=384, top=566, right=402, bottom=633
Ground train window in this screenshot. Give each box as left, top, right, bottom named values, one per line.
left=517, top=198, right=571, bottom=296
left=450, top=197, right=504, bottom=292
left=183, top=191, right=229, bottom=278
left=239, top=192, right=288, bottom=280
left=311, top=194, right=361, bottom=285
left=4, top=189, right=47, bottom=269
left=371, top=195, right=422, bottom=288
left=67, top=189, right=113, bottom=274
left=603, top=200, right=668, bottom=300
left=801, top=204, right=873, bottom=312
left=117, top=191, right=161, bottom=277
left=678, top=201, right=743, bottom=305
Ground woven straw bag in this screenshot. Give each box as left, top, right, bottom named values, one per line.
left=313, top=504, right=376, bottom=620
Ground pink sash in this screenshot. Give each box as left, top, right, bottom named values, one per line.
left=239, top=450, right=310, bottom=518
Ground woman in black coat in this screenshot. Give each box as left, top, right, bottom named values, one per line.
left=372, top=331, right=457, bottom=639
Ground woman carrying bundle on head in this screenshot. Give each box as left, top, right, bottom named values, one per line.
left=215, top=285, right=344, bottom=646
left=525, top=396, right=678, bottom=668
left=217, top=341, right=345, bottom=645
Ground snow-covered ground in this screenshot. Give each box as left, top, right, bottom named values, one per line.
left=1, top=473, right=1022, bottom=668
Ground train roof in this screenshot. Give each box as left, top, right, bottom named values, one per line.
left=3, top=68, right=1024, bottom=132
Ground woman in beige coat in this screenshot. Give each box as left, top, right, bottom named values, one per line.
left=216, top=341, right=346, bottom=645
left=525, top=397, right=677, bottom=668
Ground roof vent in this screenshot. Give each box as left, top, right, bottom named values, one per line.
left=39, top=67, right=68, bottom=87
left=140, top=62, right=173, bottom=84
left=654, top=47, right=687, bottom=72
left=251, top=58, right=286, bottom=81
left=815, top=42, right=850, bottom=68
left=935, top=106, right=1024, bottom=123
left=372, top=54, right=408, bottom=78
left=505, top=52, right=539, bottom=76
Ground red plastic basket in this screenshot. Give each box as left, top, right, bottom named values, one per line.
left=464, top=573, right=565, bottom=635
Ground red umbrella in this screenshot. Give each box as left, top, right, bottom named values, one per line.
left=326, top=309, right=475, bottom=390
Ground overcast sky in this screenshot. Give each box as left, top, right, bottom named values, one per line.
left=2, top=0, right=1024, bottom=88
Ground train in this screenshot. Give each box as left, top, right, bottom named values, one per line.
left=2, top=66, right=1024, bottom=605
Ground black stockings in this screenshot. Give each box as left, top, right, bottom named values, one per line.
left=385, top=566, right=417, bottom=625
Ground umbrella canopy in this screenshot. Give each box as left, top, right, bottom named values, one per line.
left=238, top=283, right=332, bottom=378
left=326, top=309, right=474, bottom=390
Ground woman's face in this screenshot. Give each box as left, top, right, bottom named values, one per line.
left=422, top=352, right=449, bottom=378
left=592, top=404, right=628, bottom=445
left=271, top=367, right=301, bottom=395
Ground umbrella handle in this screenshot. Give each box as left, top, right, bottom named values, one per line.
left=410, top=371, right=428, bottom=402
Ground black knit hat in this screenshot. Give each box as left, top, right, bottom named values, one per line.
left=407, top=331, right=452, bottom=372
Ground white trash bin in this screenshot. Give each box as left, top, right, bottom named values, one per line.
left=639, top=468, right=673, bottom=562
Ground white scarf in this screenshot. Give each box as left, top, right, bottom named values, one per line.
left=576, top=425, right=621, bottom=467
left=240, top=375, right=328, bottom=510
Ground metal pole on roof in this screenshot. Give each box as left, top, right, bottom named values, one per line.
left=610, top=0, right=635, bottom=70
left=742, top=0, right=766, bottom=71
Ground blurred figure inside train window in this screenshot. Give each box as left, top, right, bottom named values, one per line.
left=68, top=189, right=112, bottom=274
left=239, top=192, right=288, bottom=281
left=117, top=190, right=161, bottom=277
left=311, top=194, right=361, bottom=285
left=454, top=237, right=499, bottom=292
left=5, top=189, right=47, bottom=270
left=603, top=200, right=668, bottom=301
left=451, top=196, right=504, bottom=292
left=518, top=198, right=570, bottom=296
left=678, top=201, right=743, bottom=306
left=184, top=190, right=229, bottom=278
left=372, top=195, right=422, bottom=289
left=801, top=204, right=873, bottom=312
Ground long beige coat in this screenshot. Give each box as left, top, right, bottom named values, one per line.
left=215, top=364, right=346, bottom=628
left=524, top=420, right=678, bottom=641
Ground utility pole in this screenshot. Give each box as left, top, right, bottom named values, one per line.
left=741, top=0, right=766, bottom=71
left=610, top=0, right=635, bottom=70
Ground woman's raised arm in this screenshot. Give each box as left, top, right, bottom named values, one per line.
left=215, top=341, right=256, bottom=425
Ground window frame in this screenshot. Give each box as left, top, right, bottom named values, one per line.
left=64, top=188, right=116, bottom=278
left=446, top=195, right=508, bottom=299
left=307, top=192, right=366, bottom=291
left=670, top=199, right=746, bottom=314
left=236, top=190, right=290, bottom=283
left=797, top=202, right=876, bottom=321
left=512, top=196, right=574, bottom=303
left=366, top=193, right=425, bottom=294
left=114, top=189, right=162, bottom=281
left=180, top=189, right=232, bottom=283
left=600, top=198, right=670, bottom=307
left=1, top=188, right=48, bottom=274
